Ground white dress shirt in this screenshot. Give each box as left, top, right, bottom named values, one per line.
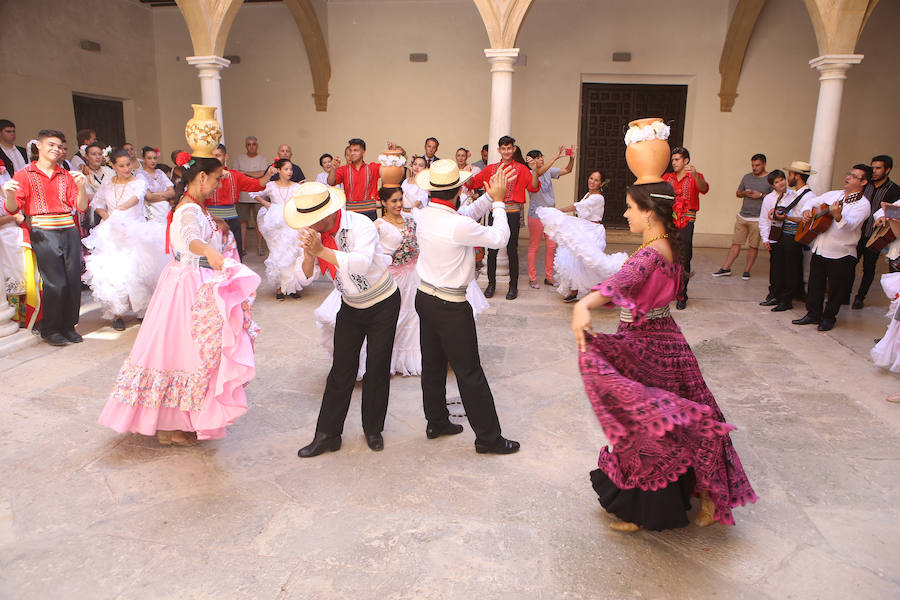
left=296, top=209, right=396, bottom=308
left=803, top=189, right=871, bottom=259
left=412, top=193, right=509, bottom=297
left=871, top=200, right=900, bottom=260
left=1, top=144, right=27, bottom=174
left=758, top=188, right=808, bottom=244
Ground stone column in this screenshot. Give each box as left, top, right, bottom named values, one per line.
left=186, top=55, right=231, bottom=141
left=484, top=49, right=519, bottom=278
left=807, top=54, right=863, bottom=194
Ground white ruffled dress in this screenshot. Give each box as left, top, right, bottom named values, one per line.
left=82, top=178, right=168, bottom=318
left=871, top=272, right=900, bottom=371
left=314, top=215, right=489, bottom=379
left=254, top=182, right=304, bottom=295
left=536, top=193, right=627, bottom=297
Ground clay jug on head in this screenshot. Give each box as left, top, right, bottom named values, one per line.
left=380, top=149, right=405, bottom=188
left=185, top=104, right=222, bottom=158
left=624, top=118, right=670, bottom=184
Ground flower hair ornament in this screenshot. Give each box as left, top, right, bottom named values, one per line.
left=102, top=146, right=113, bottom=160
left=624, top=121, right=672, bottom=147
left=175, top=151, right=195, bottom=170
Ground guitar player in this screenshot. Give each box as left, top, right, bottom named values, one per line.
left=792, top=164, right=873, bottom=331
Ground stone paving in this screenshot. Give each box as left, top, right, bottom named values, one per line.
left=1, top=243, right=899, bottom=599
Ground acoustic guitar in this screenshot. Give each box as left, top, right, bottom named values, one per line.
left=794, top=192, right=862, bottom=245
left=867, top=222, right=897, bottom=252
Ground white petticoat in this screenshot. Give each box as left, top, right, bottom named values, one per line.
left=0, top=225, right=26, bottom=296
left=314, top=262, right=489, bottom=379
left=871, top=272, right=900, bottom=372
left=82, top=211, right=168, bottom=319
left=535, top=206, right=627, bottom=297
left=258, top=205, right=303, bottom=295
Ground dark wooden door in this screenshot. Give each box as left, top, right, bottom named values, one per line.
left=577, top=83, right=687, bottom=227
left=72, top=95, right=126, bottom=148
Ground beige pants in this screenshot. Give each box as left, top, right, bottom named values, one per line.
left=732, top=216, right=760, bottom=249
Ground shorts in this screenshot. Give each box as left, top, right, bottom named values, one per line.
left=237, top=202, right=260, bottom=228
left=732, top=216, right=760, bottom=249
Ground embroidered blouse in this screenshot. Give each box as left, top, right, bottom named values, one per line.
left=593, top=247, right=681, bottom=323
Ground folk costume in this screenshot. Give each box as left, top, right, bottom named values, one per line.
left=205, top=167, right=264, bottom=258
left=252, top=181, right=304, bottom=296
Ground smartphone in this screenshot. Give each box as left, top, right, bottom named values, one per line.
left=884, top=203, right=900, bottom=220
left=564, top=147, right=573, bottom=156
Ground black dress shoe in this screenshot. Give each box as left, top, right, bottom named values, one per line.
left=852, top=297, right=864, bottom=310
left=771, top=303, right=792, bottom=312
left=297, top=432, right=341, bottom=458
left=792, top=314, right=820, bottom=325
left=289, top=292, right=301, bottom=299
left=42, top=333, right=69, bottom=347
left=112, top=318, right=125, bottom=331
left=62, top=329, right=83, bottom=343
left=759, top=298, right=779, bottom=307
left=818, top=319, right=835, bottom=331
left=275, top=292, right=285, bottom=300
left=484, top=283, right=496, bottom=298
left=365, top=433, right=384, bottom=451
left=475, top=436, right=520, bottom=455
left=426, top=421, right=464, bottom=439
left=506, top=286, right=518, bottom=300
left=676, top=299, right=687, bottom=310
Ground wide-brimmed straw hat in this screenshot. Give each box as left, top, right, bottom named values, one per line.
left=415, top=159, right=474, bottom=191
left=284, top=181, right=346, bottom=229
left=782, top=160, right=817, bottom=175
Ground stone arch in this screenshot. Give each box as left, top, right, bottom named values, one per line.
left=717, top=0, right=768, bottom=112
left=283, top=0, right=332, bottom=112
left=472, top=0, right=535, bottom=49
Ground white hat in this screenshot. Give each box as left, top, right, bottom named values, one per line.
left=782, top=161, right=817, bottom=175
left=415, top=158, right=474, bottom=191
left=284, top=181, right=346, bottom=229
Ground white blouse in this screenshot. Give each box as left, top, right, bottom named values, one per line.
left=401, top=179, right=429, bottom=210
left=136, top=168, right=174, bottom=222
left=170, top=203, right=220, bottom=268
left=92, top=178, right=148, bottom=221
left=575, top=193, right=605, bottom=222
left=259, top=180, right=301, bottom=206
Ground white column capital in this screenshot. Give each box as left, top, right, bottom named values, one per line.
left=484, top=48, right=519, bottom=72
left=186, top=55, right=231, bottom=72
left=809, top=54, right=863, bottom=80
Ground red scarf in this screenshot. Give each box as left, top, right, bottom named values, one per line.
left=429, top=198, right=457, bottom=211
left=318, top=210, right=342, bottom=279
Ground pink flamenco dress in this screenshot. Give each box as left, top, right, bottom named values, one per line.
left=98, top=202, right=260, bottom=440
left=581, top=246, right=757, bottom=529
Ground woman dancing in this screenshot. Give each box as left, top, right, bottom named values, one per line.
left=571, top=182, right=756, bottom=531
left=537, top=169, right=626, bottom=302
left=253, top=158, right=303, bottom=299
left=82, top=149, right=167, bottom=331
left=315, top=186, right=489, bottom=378
left=136, top=146, right=176, bottom=222
left=98, top=152, right=260, bottom=445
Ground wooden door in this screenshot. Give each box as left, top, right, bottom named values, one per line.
left=72, top=94, right=126, bottom=148
left=577, top=83, right=687, bottom=227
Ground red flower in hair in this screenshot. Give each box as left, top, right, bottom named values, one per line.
left=154, top=147, right=160, bottom=154
left=0, top=164, right=5, bottom=174
left=175, top=151, right=192, bottom=166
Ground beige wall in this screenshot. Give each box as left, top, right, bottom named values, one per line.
left=0, top=0, right=162, bottom=153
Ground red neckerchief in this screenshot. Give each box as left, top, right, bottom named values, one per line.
left=429, top=198, right=457, bottom=211
left=318, top=210, right=342, bottom=279
left=167, top=192, right=197, bottom=254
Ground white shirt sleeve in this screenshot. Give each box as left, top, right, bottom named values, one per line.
left=92, top=182, right=109, bottom=212
left=451, top=203, right=510, bottom=249
left=334, top=219, right=378, bottom=276
left=833, top=197, right=871, bottom=230
left=295, top=247, right=320, bottom=285
left=759, top=192, right=775, bottom=242
left=457, top=193, right=493, bottom=221
left=178, top=204, right=205, bottom=249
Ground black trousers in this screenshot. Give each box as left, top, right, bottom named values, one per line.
left=677, top=221, right=694, bottom=300
left=487, top=211, right=521, bottom=288
left=315, top=289, right=400, bottom=436
left=31, top=227, right=82, bottom=337
left=771, top=235, right=805, bottom=305
left=415, top=290, right=502, bottom=445
left=225, top=217, right=242, bottom=261
left=851, top=234, right=879, bottom=301
left=806, top=254, right=855, bottom=322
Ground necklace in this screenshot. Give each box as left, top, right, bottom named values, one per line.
left=631, top=233, right=669, bottom=257
left=112, top=177, right=129, bottom=208
left=274, top=182, right=292, bottom=204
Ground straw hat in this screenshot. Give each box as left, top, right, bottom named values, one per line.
left=415, top=159, right=474, bottom=191
left=782, top=160, right=817, bottom=175
left=284, top=181, right=346, bottom=229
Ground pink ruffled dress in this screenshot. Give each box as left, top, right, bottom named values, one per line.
left=98, top=203, right=260, bottom=440
left=581, top=247, right=757, bottom=529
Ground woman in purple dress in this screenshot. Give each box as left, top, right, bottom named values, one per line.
left=571, top=182, right=757, bottom=532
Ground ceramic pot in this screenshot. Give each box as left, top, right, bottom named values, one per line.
left=625, top=117, right=669, bottom=184
left=184, top=104, right=222, bottom=158
left=380, top=149, right=405, bottom=188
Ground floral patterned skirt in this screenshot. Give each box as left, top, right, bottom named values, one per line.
left=98, top=259, right=260, bottom=440
left=580, top=317, right=757, bottom=526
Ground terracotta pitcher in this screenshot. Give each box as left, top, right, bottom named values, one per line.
left=185, top=104, right=222, bottom=158
left=624, top=117, right=670, bottom=184
left=380, top=149, right=405, bottom=188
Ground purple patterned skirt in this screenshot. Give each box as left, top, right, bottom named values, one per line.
left=580, top=316, right=757, bottom=527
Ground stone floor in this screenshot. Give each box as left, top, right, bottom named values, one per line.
left=1, top=241, right=899, bottom=600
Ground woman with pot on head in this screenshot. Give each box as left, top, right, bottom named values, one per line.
left=252, top=157, right=303, bottom=300
left=82, top=149, right=166, bottom=331
left=314, top=185, right=490, bottom=379
left=136, top=146, right=176, bottom=223
left=571, top=181, right=757, bottom=532
left=98, top=148, right=260, bottom=446
left=537, top=169, right=626, bottom=302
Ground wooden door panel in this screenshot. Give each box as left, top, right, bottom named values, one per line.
left=72, top=95, right=126, bottom=149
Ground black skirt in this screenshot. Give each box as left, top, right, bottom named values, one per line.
left=590, top=468, right=696, bottom=531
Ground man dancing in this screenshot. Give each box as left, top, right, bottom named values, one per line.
left=414, top=159, right=520, bottom=454
left=292, top=181, right=401, bottom=457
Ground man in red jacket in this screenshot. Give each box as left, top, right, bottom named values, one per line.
left=466, top=135, right=540, bottom=299
left=210, top=143, right=273, bottom=258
